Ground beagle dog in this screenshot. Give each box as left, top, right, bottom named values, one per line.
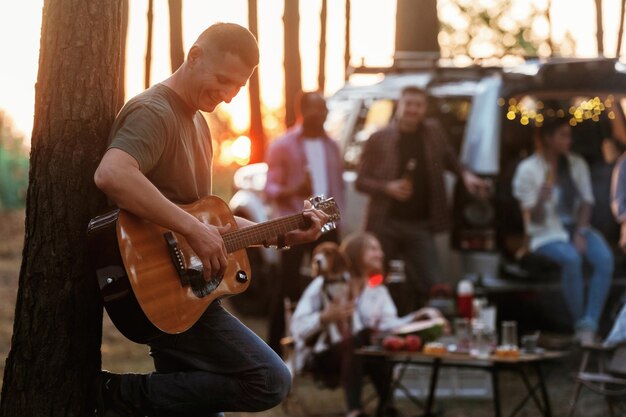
left=311, top=241, right=350, bottom=308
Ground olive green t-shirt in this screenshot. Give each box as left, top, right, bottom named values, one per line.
left=108, top=83, right=212, bottom=204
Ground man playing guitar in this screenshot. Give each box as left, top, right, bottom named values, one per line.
left=93, top=23, right=329, bottom=417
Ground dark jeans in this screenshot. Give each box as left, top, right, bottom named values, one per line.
left=372, top=219, right=443, bottom=315
left=120, top=301, right=291, bottom=417
left=267, top=229, right=339, bottom=356
left=341, top=330, right=388, bottom=411
left=372, top=219, right=442, bottom=315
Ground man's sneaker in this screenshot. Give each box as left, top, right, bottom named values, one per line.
left=93, top=371, right=139, bottom=417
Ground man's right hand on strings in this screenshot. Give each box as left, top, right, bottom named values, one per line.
left=184, top=221, right=231, bottom=281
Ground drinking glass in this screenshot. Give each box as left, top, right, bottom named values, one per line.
left=454, top=317, right=471, bottom=352
left=501, top=321, right=518, bottom=348
left=470, top=321, right=493, bottom=358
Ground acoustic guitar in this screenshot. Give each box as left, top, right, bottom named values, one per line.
left=87, top=195, right=340, bottom=344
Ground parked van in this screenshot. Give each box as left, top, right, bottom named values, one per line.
left=228, top=57, right=626, bottom=318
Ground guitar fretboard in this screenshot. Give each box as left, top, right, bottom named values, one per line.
left=222, top=213, right=309, bottom=253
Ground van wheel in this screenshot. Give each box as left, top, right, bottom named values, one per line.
left=227, top=247, right=274, bottom=317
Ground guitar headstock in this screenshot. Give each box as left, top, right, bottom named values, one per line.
left=309, top=195, right=341, bottom=233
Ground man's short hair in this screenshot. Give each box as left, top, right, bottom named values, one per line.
left=195, top=22, right=259, bottom=68
left=400, top=85, right=427, bottom=98
left=297, top=90, right=324, bottom=116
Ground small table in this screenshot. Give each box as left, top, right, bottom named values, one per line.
left=357, top=347, right=568, bottom=417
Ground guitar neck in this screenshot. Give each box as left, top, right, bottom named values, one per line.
left=222, top=213, right=309, bottom=253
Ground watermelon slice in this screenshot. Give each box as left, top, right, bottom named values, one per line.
left=392, top=317, right=446, bottom=342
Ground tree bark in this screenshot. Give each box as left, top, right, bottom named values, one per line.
left=395, top=0, right=440, bottom=59
left=247, top=0, right=266, bottom=163
left=117, top=0, right=129, bottom=111
left=145, top=0, right=154, bottom=89
left=0, top=0, right=121, bottom=416
left=596, top=0, right=604, bottom=55
left=168, top=0, right=184, bottom=73
left=318, top=0, right=327, bottom=93
left=617, top=0, right=626, bottom=56
left=344, top=0, right=351, bottom=80
left=283, top=0, right=302, bottom=129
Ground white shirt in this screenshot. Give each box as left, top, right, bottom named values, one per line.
left=512, top=153, right=594, bottom=250
left=303, top=138, right=329, bottom=198
left=289, top=276, right=414, bottom=373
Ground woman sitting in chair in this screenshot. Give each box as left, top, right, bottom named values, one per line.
left=512, top=116, right=613, bottom=344
left=290, top=232, right=445, bottom=417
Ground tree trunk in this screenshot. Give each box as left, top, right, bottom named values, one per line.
left=248, top=0, right=266, bottom=163
left=117, top=0, right=129, bottom=111
left=344, top=0, right=351, bottom=80
left=596, top=0, right=604, bottom=55
left=617, top=0, right=626, bottom=56
left=283, top=0, right=302, bottom=129
left=546, top=0, right=554, bottom=56
left=395, top=0, right=440, bottom=61
left=168, top=0, right=184, bottom=73
left=145, top=0, right=154, bottom=89
left=0, top=0, right=121, bottom=416
left=318, top=0, right=327, bottom=93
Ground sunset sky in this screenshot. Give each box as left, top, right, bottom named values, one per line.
left=0, top=0, right=624, bottom=145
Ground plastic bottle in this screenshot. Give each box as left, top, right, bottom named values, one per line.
left=386, top=259, right=408, bottom=313
left=456, top=278, right=474, bottom=320
left=386, top=259, right=406, bottom=283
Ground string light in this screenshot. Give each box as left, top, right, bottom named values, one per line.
left=498, top=95, right=613, bottom=126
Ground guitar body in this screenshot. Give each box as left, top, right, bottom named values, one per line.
left=88, top=196, right=250, bottom=343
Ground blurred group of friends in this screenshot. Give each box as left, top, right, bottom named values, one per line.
left=265, top=84, right=626, bottom=417
left=92, top=21, right=626, bottom=417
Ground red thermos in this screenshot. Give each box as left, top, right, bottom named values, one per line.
left=456, top=279, right=474, bottom=319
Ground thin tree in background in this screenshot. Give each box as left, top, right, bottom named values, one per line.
left=0, top=0, right=121, bottom=415
left=118, top=0, right=129, bottom=111
left=395, top=0, right=440, bottom=59
left=248, top=0, right=266, bottom=163
left=617, top=0, right=626, bottom=56
left=546, top=0, right=554, bottom=55
left=318, top=0, right=327, bottom=93
left=169, top=0, right=184, bottom=73
left=344, top=0, right=351, bottom=80
left=596, top=0, right=604, bottom=55
left=283, top=0, right=302, bottom=128
left=145, top=0, right=154, bottom=89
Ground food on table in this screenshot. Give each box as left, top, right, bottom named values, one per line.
left=495, top=346, right=520, bottom=358
left=423, top=342, right=447, bottom=355
left=404, top=334, right=422, bottom=352
left=382, top=335, right=406, bottom=351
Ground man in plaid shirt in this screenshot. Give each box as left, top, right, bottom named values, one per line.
left=356, top=86, right=487, bottom=314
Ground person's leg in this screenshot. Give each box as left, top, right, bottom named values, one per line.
left=581, top=229, right=614, bottom=331
left=363, top=356, right=391, bottom=401
left=120, top=301, right=291, bottom=416
left=403, top=224, right=442, bottom=311
left=268, top=243, right=307, bottom=355
left=535, top=241, right=585, bottom=324
left=372, top=223, right=406, bottom=314
left=342, top=349, right=365, bottom=414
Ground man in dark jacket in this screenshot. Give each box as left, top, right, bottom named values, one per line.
left=356, top=86, right=486, bottom=313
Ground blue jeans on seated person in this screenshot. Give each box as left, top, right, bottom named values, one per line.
left=535, top=228, right=613, bottom=332
left=119, top=300, right=291, bottom=417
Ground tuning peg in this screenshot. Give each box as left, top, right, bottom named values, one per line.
left=321, top=222, right=336, bottom=234
left=308, top=195, right=325, bottom=207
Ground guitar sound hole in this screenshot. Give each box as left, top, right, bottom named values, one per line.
left=188, top=270, right=222, bottom=298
